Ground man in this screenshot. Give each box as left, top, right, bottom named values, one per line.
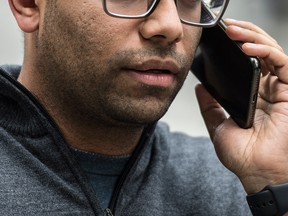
left=1, top=0, right=288, bottom=215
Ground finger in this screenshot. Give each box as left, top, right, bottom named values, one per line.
left=195, top=84, right=228, bottom=137
left=242, top=43, right=288, bottom=83
left=224, top=19, right=283, bottom=53
left=226, top=25, right=283, bottom=53
left=259, top=58, right=271, bottom=76
left=224, top=19, right=277, bottom=43
left=259, top=74, right=288, bottom=104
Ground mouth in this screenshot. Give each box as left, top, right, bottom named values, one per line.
left=143, top=69, right=171, bottom=74
left=130, top=70, right=174, bottom=87
left=124, top=59, right=180, bottom=87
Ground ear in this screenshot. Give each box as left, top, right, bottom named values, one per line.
left=8, top=0, right=40, bottom=33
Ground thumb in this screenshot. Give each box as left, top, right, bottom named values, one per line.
left=195, top=84, right=227, bottom=138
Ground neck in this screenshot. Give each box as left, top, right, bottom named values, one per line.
left=57, top=116, right=145, bottom=156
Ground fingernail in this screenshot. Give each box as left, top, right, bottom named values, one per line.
left=229, top=25, right=243, bottom=32
left=224, top=18, right=239, bottom=24
left=243, top=43, right=258, bottom=49
left=225, top=18, right=237, bottom=22
left=244, top=43, right=257, bottom=47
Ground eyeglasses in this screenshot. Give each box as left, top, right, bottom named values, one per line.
left=102, top=0, right=230, bottom=27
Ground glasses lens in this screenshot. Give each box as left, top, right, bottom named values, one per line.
left=104, top=0, right=227, bottom=26
left=178, top=0, right=227, bottom=25
left=105, top=0, right=157, bottom=17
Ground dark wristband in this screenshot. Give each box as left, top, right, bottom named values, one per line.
left=246, top=183, right=288, bottom=216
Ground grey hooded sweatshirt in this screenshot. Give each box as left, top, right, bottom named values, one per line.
left=0, top=65, right=251, bottom=215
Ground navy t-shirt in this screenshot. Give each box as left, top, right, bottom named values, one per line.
left=71, top=148, right=130, bottom=209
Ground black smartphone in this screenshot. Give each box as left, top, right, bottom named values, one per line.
left=191, top=19, right=261, bottom=128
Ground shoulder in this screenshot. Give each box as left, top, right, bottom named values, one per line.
left=0, top=64, right=21, bottom=79
left=152, top=121, right=228, bottom=184
left=148, top=122, right=250, bottom=215
left=156, top=122, right=250, bottom=214
left=154, top=121, right=213, bottom=156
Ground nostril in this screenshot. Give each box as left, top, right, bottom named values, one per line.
left=139, top=19, right=184, bottom=46
left=138, top=0, right=184, bottom=45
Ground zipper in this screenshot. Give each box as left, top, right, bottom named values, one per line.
left=104, top=208, right=114, bottom=216
left=107, top=124, right=156, bottom=215
left=0, top=67, right=156, bottom=216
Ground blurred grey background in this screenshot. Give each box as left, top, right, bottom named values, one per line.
left=1, top=0, right=288, bottom=137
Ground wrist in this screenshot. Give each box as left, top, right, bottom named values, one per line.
left=240, top=173, right=288, bottom=194
left=246, top=183, right=288, bottom=216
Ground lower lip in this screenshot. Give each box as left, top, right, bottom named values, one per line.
left=129, top=71, right=175, bottom=88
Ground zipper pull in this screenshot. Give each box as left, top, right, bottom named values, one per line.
left=104, top=208, right=114, bottom=216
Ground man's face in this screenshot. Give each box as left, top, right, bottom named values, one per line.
left=35, top=0, right=201, bottom=126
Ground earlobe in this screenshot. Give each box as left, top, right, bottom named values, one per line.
left=8, top=0, right=40, bottom=33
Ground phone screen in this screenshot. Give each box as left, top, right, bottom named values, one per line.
left=191, top=20, right=261, bottom=128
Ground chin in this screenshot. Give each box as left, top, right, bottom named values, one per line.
left=113, top=107, right=169, bottom=126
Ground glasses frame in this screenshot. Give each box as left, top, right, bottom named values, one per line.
left=102, top=0, right=230, bottom=28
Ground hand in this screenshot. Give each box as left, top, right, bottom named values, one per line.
left=195, top=19, right=288, bottom=194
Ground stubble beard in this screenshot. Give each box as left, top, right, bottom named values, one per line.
left=36, top=43, right=191, bottom=128
left=34, top=3, right=194, bottom=128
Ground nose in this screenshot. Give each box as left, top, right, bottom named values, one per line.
left=139, top=0, right=184, bottom=46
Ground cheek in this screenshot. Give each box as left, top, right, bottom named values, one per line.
left=174, top=26, right=202, bottom=70
left=183, top=26, right=202, bottom=53
left=79, top=18, right=134, bottom=61
left=53, top=1, right=122, bottom=55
